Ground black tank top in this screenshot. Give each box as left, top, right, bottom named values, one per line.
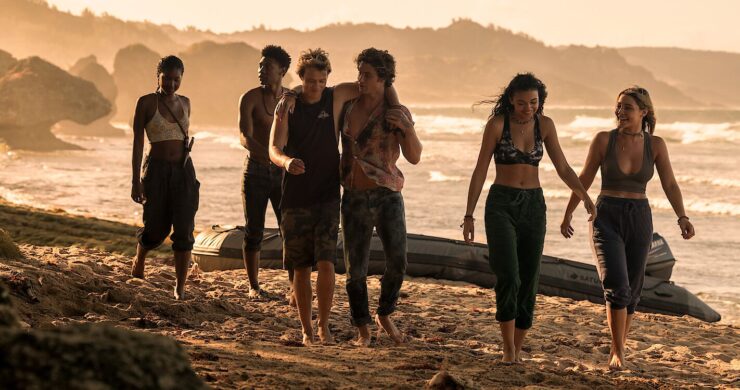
left=281, top=87, right=340, bottom=209
left=493, top=115, right=544, bottom=166
left=600, top=129, right=654, bottom=194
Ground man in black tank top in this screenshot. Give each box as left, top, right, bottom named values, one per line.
left=269, top=48, right=362, bottom=346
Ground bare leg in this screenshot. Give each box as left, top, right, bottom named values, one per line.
left=514, top=327, right=528, bottom=362
left=375, top=314, right=406, bottom=346
left=607, top=306, right=627, bottom=370
left=131, top=244, right=147, bottom=278
left=293, top=266, right=314, bottom=346
left=499, top=319, right=516, bottom=363
left=353, top=324, right=372, bottom=347
left=624, top=313, right=633, bottom=345
left=316, top=261, right=335, bottom=344
left=243, top=250, right=261, bottom=296
left=287, top=268, right=296, bottom=307
left=173, top=250, right=190, bottom=300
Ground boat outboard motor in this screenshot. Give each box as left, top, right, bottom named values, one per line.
left=645, top=232, right=677, bottom=281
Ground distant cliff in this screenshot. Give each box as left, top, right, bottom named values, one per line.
left=1, top=0, right=738, bottom=128
left=619, top=47, right=740, bottom=107
left=0, top=0, right=179, bottom=69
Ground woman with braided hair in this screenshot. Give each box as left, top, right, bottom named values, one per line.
left=561, top=86, right=695, bottom=369
left=130, top=55, right=199, bottom=300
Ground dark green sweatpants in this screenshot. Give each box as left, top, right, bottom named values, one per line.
left=484, top=184, right=546, bottom=329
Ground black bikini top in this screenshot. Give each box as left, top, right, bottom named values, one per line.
left=493, top=115, right=544, bottom=166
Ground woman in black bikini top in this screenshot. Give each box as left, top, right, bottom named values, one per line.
left=463, top=73, right=595, bottom=363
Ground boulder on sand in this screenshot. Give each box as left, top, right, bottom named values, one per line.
left=0, top=282, right=204, bottom=389
left=56, top=55, right=123, bottom=137
left=0, top=56, right=111, bottom=150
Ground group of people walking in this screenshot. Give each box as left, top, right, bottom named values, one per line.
left=129, top=44, right=695, bottom=369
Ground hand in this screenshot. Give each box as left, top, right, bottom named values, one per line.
left=276, top=93, right=297, bottom=119
left=560, top=213, right=574, bottom=238
left=583, top=197, right=597, bottom=222
left=385, top=108, right=412, bottom=134
left=131, top=180, right=146, bottom=204
left=462, top=218, right=475, bottom=243
left=679, top=218, right=695, bottom=239
left=284, top=158, right=306, bottom=175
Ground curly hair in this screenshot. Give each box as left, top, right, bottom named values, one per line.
left=296, top=48, right=331, bottom=78
left=156, top=55, right=184, bottom=77
left=478, top=73, right=547, bottom=118
left=262, top=45, right=291, bottom=70
left=618, top=86, right=657, bottom=134
left=355, top=48, right=396, bottom=87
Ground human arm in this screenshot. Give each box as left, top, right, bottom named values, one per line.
left=268, top=111, right=304, bottom=175
left=275, top=85, right=302, bottom=118
left=560, top=131, right=608, bottom=238
left=462, top=117, right=500, bottom=243
left=332, top=82, right=401, bottom=112
left=541, top=117, right=596, bottom=223
left=654, top=136, right=695, bottom=239
left=131, top=96, right=148, bottom=204
left=387, top=106, right=422, bottom=164
left=238, top=92, right=269, bottom=160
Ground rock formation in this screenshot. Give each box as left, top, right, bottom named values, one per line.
left=0, top=56, right=111, bottom=150
left=112, top=44, right=161, bottom=124
left=56, top=55, right=123, bottom=137
left=177, top=40, right=264, bottom=126
left=0, top=50, right=15, bottom=75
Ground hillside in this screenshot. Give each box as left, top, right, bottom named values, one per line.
left=1, top=0, right=738, bottom=123
left=619, top=47, right=740, bottom=107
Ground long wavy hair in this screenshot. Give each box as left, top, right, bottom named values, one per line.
left=478, top=73, right=548, bottom=119
left=618, top=86, right=656, bottom=134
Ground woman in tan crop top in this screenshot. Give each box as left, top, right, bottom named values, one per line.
left=130, top=55, right=199, bottom=300
left=561, top=86, right=695, bottom=370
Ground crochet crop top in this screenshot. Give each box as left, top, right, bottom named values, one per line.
left=145, top=96, right=189, bottom=143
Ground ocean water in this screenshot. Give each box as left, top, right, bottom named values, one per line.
left=1, top=107, right=738, bottom=324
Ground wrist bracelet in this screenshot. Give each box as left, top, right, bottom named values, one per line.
left=677, top=216, right=689, bottom=224
left=464, top=215, right=475, bottom=220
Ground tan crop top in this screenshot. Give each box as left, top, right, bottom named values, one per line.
left=145, top=96, right=189, bottom=143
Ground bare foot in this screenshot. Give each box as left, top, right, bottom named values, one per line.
left=352, top=325, right=372, bottom=347
left=174, top=285, right=185, bottom=300
left=131, top=258, right=144, bottom=279
left=609, top=349, right=625, bottom=370
left=248, top=288, right=263, bottom=298
left=318, top=324, right=334, bottom=345
left=302, top=332, right=315, bottom=347
left=502, top=347, right=516, bottom=364
left=287, top=290, right=297, bottom=308
left=375, top=315, right=406, bottom=346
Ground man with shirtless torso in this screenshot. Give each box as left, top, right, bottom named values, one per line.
left=238, top=45, right=292, bottom=298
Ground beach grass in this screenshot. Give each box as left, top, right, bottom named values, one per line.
left=0, top=199, right=168, bottom=257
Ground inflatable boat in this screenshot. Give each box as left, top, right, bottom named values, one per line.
left=192, top=226, right=720, bottom=322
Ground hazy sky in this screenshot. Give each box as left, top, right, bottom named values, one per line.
left=46, top=0, right=740, bottom=53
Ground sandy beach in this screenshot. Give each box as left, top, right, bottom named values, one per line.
left=1, top=202, right=738, bottom=389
